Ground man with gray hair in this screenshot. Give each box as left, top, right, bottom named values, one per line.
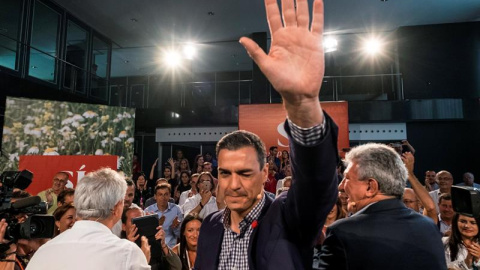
left=28, top=168, right=150, bottom=270
left=317, top=143, right=446, bottom=269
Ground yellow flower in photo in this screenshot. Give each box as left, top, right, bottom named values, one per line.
left=13, top=122, right=22, bottom=129
left=101, top=115, right=110, bottom=123
left=77, top=126, right=85, bottom=133
left=83, top=110, right=98, bottom=118
left=43, top=147, right=59, bottom=155
left=43, top=112, right=53, bottom=121
left=44, top=102, right=53, bottom=110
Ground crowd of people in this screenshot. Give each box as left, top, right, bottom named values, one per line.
left=0, top=0, right=478, bottom=269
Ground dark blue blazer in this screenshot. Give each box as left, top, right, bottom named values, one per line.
left=317, top=198, right=447, bottom=270
left=195, top=113, right=339, bottom=269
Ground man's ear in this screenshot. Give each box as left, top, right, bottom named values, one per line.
left=262, top=162, right=269, bottom=184
left=366, top=179, right=380, bottom=197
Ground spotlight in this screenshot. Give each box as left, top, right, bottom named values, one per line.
left=363, top=38, right=382, bottom=55
left=164, top=50, right=182, bottom=68
left=323, top=36, right=338, bottom=53
left=182, top=44, right=197, bottom=60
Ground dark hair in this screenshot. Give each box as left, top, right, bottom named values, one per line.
left=179, top=214, right=203, bottom=270
left=53, top=203, right=75, bottom=222
left=269, top=146, right=278, bottom=152
left=126, top=179, right=135, bottom=187
left=134, top=172, right=146, bottom=181
left=447, top=213, right=480, bottom=261
left=196, top=172, right=215, bottom=192
left=334, top=197, right=347, bottom=221
left=57, top=188, right=75, bottom=205
left=438, top=193, right=452, bottom=204
left=155, top=183, right=172, bottom=194
left=121, top=204, right=142, bottom=224
left=216, top=130, right=266, bottom=170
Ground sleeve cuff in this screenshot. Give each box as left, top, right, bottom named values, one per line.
left=287, top=117, right=327, bottom=146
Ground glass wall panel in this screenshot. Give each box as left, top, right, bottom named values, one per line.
left=90, top=36, right=110, bottom=100
left=29, top=0, right=60, bottom=83
left=0, top=0, right=22, bottom=71
left=64, top=20, right=88, bottom=93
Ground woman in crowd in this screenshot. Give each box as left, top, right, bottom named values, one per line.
left=279, top=150, right=290, bottom=172
left=182, top=172, right=217, bottom=218
left=133, top=173, right=152, bottom=208
left=192, top=154, right=204, bottom=174
left=179, top=173, right=200, bottom=207
left=322, top=197, right=347, bottom=236
left=444, top=213, right=480, bottom=269
left=173, top=215, right=203, bottom=270
left=175, top=171, right=192, bottom=204
left=53, top=203, right=76, bottom=235
left=176, top=158, right=191, bottom=179
left=164, top=158, right=178, bottom=198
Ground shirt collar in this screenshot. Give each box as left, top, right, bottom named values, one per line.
left=222, top=192, right=266, bottom=233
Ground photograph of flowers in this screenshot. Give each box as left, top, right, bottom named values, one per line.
left=2, top=97, right=136, bottom=176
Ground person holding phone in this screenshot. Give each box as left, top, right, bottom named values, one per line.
left=182, top=172, right=218, bottom=219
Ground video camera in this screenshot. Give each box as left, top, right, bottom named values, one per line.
left=0, top=170, right=55, bottom=243
left=451, top=186, right=480, bottom=217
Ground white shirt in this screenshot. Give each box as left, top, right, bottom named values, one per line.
left=27, top=220, right=150, bottom=270
left=182, top=193, right=218, bottom=219
left=179, top=189, right=196, bottom=207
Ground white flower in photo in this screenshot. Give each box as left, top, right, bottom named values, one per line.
left=113, top=118, right=120, bottom=123
left=89, top=131, right=98, bottom=139
left=6, top=99, right=15, bottom=105
left=15, top=141, right=28, bottom=152
left=119, top=130, right=127, bottom=138
left=23, top=123, right=34, bottom=134
left=113, top=137, right=122, bottom=142
left=3, top=127, right=12, bottom=135
left=61, top=117, right=73, bottom=125
left=72, top=114, right=85, bottom=122
left=41, top=126, right=52, bottom=134
left=116, top=113, right=123, bottom=120
left=67, top=111, right=73, bottom=116
left=27, top=146, right=39, bottom=154
left=8, top=153, right=18, bottom=162
left=59, top=126, right=72, bottom=133
left=95, top=149, right=104, bottom=155
left=99, top=131, right=107, bottom=137
left=127, top=137, right=134, bottom=143
left=101, top=138, right=111, bottom=147
left=26, top=116, right=35, bottom=121
left=117, top=156, right=125, bottom=170
left=83, top=111, right=98, bottom=118
left=123, top=112, right=132, bottom=118
left=31, top=128, right=42, bottom=138
left=43, top=147, right=59, bottom=156
left=72, top=121, right=80, bottom=128
left=60, top=103, right=67, bottom=108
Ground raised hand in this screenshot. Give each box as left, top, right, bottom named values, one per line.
left=240, top=0, right=325, bottom=127
left=140, top=236, right=151, bottom=263
left=127, top=224, right=140, bottom=242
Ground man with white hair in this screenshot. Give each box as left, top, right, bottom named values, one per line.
left=27, top=168, right=150, bottom=270
left=317, top=143, right=446, bottom=269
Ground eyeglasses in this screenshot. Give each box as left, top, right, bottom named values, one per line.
left=438, top=177, right=452, bottom=182
left=403, top=200, right=418, bottom=204
left=53, top=178, right=67, bottom=184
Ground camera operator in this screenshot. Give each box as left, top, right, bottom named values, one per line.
left=0, top=191, right=51, bottom=269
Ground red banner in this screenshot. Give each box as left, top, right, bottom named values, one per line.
left=19, top=155, right=118, bottom=195
left=239, top=102, right=349, bottom=155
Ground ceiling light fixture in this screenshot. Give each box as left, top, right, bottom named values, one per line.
left=323, top=36, right=338, bottom=53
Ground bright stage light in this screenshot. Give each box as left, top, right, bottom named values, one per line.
left=323, top=36, right=338, bottom=53
left=364, top=38, right=382, bottom=55
left=164, top=50, right=182, bottom=68
left=183, top=44, right=197, bottom=60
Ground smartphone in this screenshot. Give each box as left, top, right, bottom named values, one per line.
left=132, top=215, right=159, bottom=240
left=203, top=181, right=212, bottom=191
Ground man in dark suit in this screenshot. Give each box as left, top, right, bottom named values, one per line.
left=317, top=143, right=447, bottom=270
left=194, top=0, right=339, bottom=269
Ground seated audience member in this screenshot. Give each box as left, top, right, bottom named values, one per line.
left=144, top=183, right=183, bottom=248
left=163, top=159, right=178, bottom=198
left=122, top=205, right=182, bottom=270
left=402, top=152, right=438, bottom=222
left=430, top=170, right=454, bottom=213
left=133, top=173, right=152, bottom=208
left=57, top=188, right=75, bottom=207
left=438, top=193, right=455, bottom=236
left=276, top=164, right=292, bottom=190
left=193, top=154, right=204, bottom=174
left=53, top=203, right=76, bottom=236
left=144, top=179, right=175, bottom=208
left=456, top=172, right=480, bottom=189
left=425, top=170, right=439, bottom=191
left=37, top=171, right=69, bottom=215
left=112, top=179, right=137, bottom=237
left=176, top=158, right=191, bottom=179
left=318, top=143, right=446, bottom=269
left=279, top=150, right=290, bottom=172
left=174, top=171, right=191, bottom=204
left=276, top=176, right=292, bottom=197
left=267, top=146, right=281, bottom=169
left=264, top=160, right=278, bottom=194
left=182, top=172, right=218, bottom=219
left=443, top=213, right=480, bottom=269
left=173, top=215, right=203, bottom=270
left=179, top=174, right=200, bottom=207
left=28, top=168, right=150, bottom=269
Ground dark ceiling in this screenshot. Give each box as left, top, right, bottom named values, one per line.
left=51, top=0, right=480, bottom=77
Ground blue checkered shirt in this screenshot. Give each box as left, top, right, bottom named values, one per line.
left=217, top=117, right=327, bottom=269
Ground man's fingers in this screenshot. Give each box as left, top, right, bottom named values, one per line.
left=296, top=0, right=309, bottom=29
left=265, top=0, right=283, bottom=34
left=239, top=37, right=268, bottom=68
left=310, top=0, right=324, bottom=36
left=281, top=0, right=296, bottom=27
